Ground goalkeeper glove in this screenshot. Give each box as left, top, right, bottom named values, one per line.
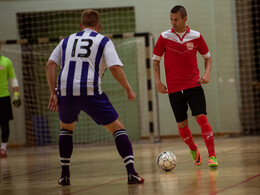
left=12, top=91, right=22, bottom=107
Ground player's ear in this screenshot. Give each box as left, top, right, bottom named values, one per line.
left=97, top=22, right=101, bottom=32
left=80, top=24, right=83, bottom=31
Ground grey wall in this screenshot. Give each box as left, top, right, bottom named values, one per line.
left=0, top=0, right=240, bottom=144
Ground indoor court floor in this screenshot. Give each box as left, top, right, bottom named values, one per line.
left=0, top=136, right=260, bottom=195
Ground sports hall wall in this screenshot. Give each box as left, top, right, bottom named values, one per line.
left=0, top=0, right=240, bottom=145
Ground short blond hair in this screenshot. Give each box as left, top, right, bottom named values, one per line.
left=81, top=9, right=100, bottom=27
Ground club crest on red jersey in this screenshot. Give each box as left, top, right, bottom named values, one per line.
left=186, top=42, right=194, bottom=50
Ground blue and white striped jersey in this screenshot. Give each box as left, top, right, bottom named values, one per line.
left=49, top=28, right=123, bottom=96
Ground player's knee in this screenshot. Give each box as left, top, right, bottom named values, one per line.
left=113, top=117, right=124, bottom=127
left=196, top=115, right=208, bottom=126
left=104, top=118, right=125, bottom=133
left=177, top=119, right=188, bottom=128
left=60, top=121, right=75, bottom=131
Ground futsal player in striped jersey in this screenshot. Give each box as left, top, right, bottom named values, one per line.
left=153, top=5, right=218, bottom=168
left=46, top=9, right=144, bottom=186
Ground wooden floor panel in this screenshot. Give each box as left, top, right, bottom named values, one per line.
left=0, top=136, right=260, bottom=195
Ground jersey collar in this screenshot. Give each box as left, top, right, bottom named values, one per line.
left=171, top=26, right=190, bottom=41
left=83, top=28, right=98, bottom=33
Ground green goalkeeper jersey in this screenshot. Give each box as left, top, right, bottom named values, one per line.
left=0, top=55, right=16, bottom=97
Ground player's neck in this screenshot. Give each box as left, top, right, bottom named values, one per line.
left=83, top=27, right=97, bottom=32
left=175, top=26, right=187, bottom=34
left=83, top=24, right=100, bottom=33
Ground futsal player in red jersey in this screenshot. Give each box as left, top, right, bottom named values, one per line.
left=152, top=5, right=218, bottom=167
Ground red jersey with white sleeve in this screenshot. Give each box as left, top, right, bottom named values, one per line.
left=152, top=26, right=211, bottom=93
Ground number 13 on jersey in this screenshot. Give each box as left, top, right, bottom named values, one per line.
left=71, top=39, right=93, bottom=58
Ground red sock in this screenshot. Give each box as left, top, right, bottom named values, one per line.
left=178, top=126, right=197, bottom=151
left=197, top=115, right=216, bottom=158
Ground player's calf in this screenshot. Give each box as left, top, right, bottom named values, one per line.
left=197, top=115, right=216, bottom=158
left=59, top=129, right=73, bottom=185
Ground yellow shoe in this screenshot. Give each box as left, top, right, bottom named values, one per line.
left=190, top=145, right=201, bottom=166
left=208, top=156, right=218, bottom=167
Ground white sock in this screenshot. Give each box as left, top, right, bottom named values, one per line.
left=1, top=142, right=7, bottom=151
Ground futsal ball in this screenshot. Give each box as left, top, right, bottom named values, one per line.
left=157, top=151, right=177, bottom=171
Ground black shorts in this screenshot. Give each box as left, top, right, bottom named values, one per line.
left=0, top=96, right=13, bottom=122
left=168, top=86, right=207, bottom=122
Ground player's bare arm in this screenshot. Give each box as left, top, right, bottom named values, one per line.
left=200, top=56, right=212, bottom=84
left=12, top=86, right=19, bottom=93
left=109, top=65, right=136, bottom=101
left=46, top=60, right=59, bottom=112
left=153, top=60, right=168, bottom=94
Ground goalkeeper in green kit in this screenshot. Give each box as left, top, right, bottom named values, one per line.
left=0, top=43, right=21, bottom=157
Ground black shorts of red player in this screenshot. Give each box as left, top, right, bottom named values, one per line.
left=168, top=86, right=207, bottom=123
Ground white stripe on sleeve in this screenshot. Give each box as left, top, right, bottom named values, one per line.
left=152, top=54, right=162, bottom=61
left=202, top=51, right=211, bottom=59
